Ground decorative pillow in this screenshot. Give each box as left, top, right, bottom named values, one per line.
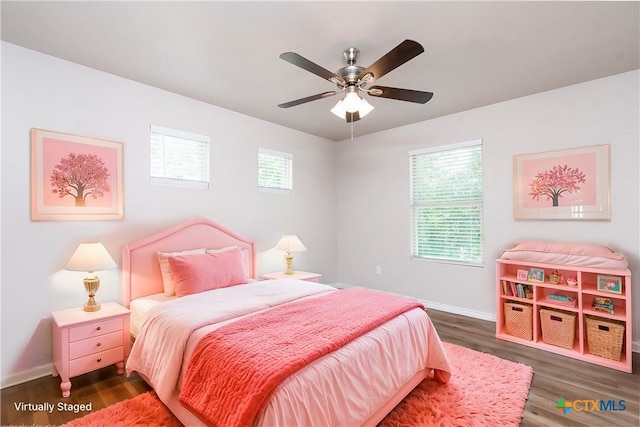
left=169, top=248, right=248, bottom=297
left=157, top=248, right=206, bottom=296
left=206, top=246, right=251, bottom=278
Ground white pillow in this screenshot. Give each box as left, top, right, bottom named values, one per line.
left=157, top=248, right=205, bottom=296
left=205, top=245, right=241, bottom=255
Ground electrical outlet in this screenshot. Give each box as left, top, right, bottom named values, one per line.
left=375, top=265, right=382, bottom=274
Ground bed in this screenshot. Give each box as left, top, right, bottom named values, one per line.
left=122, top=217, right=451, bottom=426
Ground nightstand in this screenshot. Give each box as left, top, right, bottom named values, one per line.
left=51, top=302, right=130, bottom=397
left=261, top=271, right=322, bottom=283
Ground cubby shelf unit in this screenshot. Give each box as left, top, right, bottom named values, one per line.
left=496, top=259, right=632, bottom=373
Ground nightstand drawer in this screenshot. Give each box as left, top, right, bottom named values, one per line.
left=69, top=317, right=123, bottom=342
left=69, top=346, right=123, bottom=377
left=69, top=331, right=123, bottom=359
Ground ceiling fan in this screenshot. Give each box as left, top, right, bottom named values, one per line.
left=277, top=39, right=433, bottom=123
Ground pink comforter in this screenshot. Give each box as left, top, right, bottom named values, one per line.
left=178, top=288, right=443, bottom=426
left=127, top=280, right=452, bottom=426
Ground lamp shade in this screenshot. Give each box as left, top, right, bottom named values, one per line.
left=331, top=97, right=374, bottom=120
left=330, top=100, right=346, bottom=118
left=358, top=99, right=374, bottom=117
left=342, top=91, right=362, bottom=113
left=275, top=235, right=307, bottom=253
left=65, top=243, right=117, bottom=273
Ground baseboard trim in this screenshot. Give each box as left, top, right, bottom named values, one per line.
left=420, top=299, right=496, bottom=322
left=1, top=363, right=53, bottom=389
left=332, top=282, right=639, bottom=354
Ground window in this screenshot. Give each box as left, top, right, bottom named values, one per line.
left=409, top=140, right=483, bottom=266
left=258, top=148, right=292, bottom=193
left=150, top=125, right=210, bottom=189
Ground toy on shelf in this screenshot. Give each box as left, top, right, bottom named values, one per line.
left=592, top=297, right=615, bottom=314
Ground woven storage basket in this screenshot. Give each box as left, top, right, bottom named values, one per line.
left=585, top=315, right=625, bottom=361
left=504, top=302, right=533, bottom=341
left=540, top=308, right=576, bottom=349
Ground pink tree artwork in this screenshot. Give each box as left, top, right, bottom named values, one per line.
left=528, top=164, right=586, bottom=207
left=50, top=153, right=111, bottom=207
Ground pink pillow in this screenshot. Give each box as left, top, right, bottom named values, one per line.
left=157, top=248, right=205, bottom=296
left=168, top=249, right=248, bottom=297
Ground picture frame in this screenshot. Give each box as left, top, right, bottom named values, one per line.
left=513, top=144, right=610, bottom=220
left=596, top=274, right=622, bottom=294
left=31, top=128, right=124, bottom=220
left=516, top=269, right=529, bottom=281
left=528, top=268, right=545, bottom=283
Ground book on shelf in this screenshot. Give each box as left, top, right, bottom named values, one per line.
left=524, top=285, right=533, bottom=299
left=547, top=294, right=572, bottom=302
left=501, top=280, right=532, bottom=299
left=544, top=293, right=577, bottom=308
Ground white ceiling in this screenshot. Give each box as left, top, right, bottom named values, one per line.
left=2, top=1, right=638, bottom=141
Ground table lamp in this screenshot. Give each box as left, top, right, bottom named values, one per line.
left=65, top=242, right=117, bottom=312
left=275, top=235, right=307, bottom=275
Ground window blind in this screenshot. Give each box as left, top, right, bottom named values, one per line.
left=150, top=125, right=210, bottom=189
left=409, top=140, right=484, bottom=266
left=258, top=147, right=292, bottom=193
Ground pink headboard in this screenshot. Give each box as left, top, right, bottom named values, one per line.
left=121, top=217, right=256, bottom=307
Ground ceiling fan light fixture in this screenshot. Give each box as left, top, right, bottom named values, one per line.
left=330, top=97, right=374, bottom=120
left=342, top=90, right=362, bottom=113
left=279, top=39, right=432, bottom=125
left=358, top=99, right=374, bottom=118
left=330, top=100, right=346, bottom=118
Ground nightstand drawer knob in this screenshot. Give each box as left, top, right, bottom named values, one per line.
left=97, top=358, right=102, bottom=363
left=96, top=326, right=102, bottom=331
left=96, top=342, right=101, bottom=347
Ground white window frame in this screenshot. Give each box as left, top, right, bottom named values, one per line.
left=150, top=125, right=210, bottom=189
left=409, top=139, right=484, bottom=267
left=257, top=147, right=293, bottom=194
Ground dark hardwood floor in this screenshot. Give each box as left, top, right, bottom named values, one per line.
left=1, top=309, right=638, bottom=426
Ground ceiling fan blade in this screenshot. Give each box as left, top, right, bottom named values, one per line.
left=280, top=52, right=345, bottom=85
left=346, top=111, right=360, bottom=123
left=357, top=39, right=424, bottom=83
left=278, top=91, right=338, bottom=108
left=369, top=86, right=433, bottom=104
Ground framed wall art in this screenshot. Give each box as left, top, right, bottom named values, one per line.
left=516, top=269, right=529, bottom=281
left=527, top=268, right=545, bottom=283
left=513, top=144, right=610, bottom=220
left=31, top=128, right=123, bottom=220
left=596, top=274, right=622, bottom=294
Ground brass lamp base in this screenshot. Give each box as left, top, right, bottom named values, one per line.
left=284, top=252, right=294, bottom=275
left=84, top=276, right=101, bottom=312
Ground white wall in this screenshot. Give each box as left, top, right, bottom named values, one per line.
left=0, top=42, right=337, bottom=385
left=336, top=71, right=640, bottom=345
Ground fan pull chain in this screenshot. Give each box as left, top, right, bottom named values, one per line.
left=350, top=120, right=354, bottom=141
